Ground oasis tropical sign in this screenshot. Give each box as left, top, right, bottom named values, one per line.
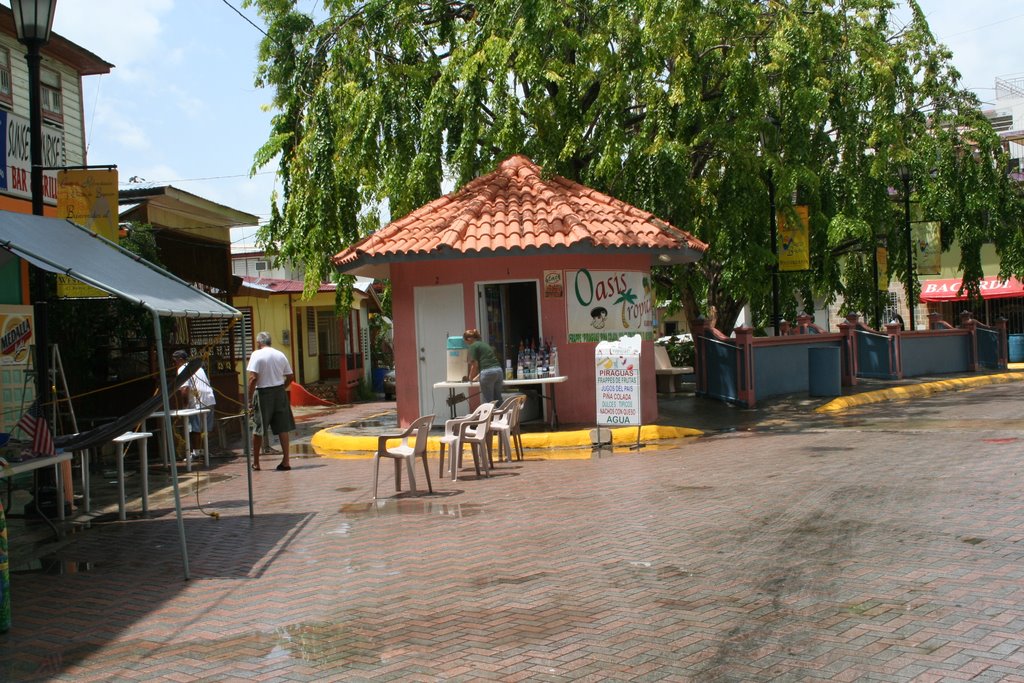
left=566, top=269, right=654, bottom=342
left=0, top=110, right=64, bottom=205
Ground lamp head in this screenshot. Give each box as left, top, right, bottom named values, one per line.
left=11, top=0, right=57, bottom=46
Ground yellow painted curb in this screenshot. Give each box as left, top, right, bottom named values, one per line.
left=311, top=423, right=702, bottom=456
left=815, top=372, right=1024, bottom=414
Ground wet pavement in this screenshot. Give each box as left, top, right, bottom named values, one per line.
left=4, top=377, right=1024, bottom=680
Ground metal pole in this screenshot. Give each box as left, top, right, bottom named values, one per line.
left=902, top=174, right=915, bottom=331
left=240, top=319, right=254, bottom=518
left=154, top=314, right=190, bottom=581
left=767, top=170, right=781, bottom=335
left=25, top=40, right=49, bottom=413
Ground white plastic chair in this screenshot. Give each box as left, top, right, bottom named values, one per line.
left=438, top=402, right=491, bottom=478
left=490, top=394, right=526, bottom=463
left=372, top=413, right=435, bottom=499
left=447, top=402, right=495, bottom=481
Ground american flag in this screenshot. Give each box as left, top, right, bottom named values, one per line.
left=15, top=400, right=55, bottom=457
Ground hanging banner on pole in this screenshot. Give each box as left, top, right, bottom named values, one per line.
left=57, top=169, right=119, bottom=241
left=912, top=221, right=941, bottom=275
left=876, top=247, right=889, bottom=290
left=594, top=334, right=641, bottom=426
left=777, top=205, right=810, bottom=272
left=56, top=169, right=119, bottom=298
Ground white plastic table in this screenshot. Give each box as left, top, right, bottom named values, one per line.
left=0, top=452, right=73, bottom=520
left=112, top=431, right=152, bottom=520
left=433, top=376, right=568, bottom=428
left=148, top=408, right=211, bottom=471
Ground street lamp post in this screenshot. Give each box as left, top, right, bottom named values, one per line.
left=12, top=0, right=57, bottom=412
left=760, top=123, right=781, bottom=336
left=872, top=240, right=880, bottom=329
left=898, top=165, right=915, bottom=331
left=767, top=172, right=781, bottom=336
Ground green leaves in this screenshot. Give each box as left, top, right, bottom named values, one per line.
left=246, top=0, right=1023, bottom=331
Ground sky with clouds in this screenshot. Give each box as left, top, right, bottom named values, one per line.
left=38, top=1, right=1024, bottom=246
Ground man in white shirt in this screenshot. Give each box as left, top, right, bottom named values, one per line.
left=247, top=331, right=295, bottom=471
left=172, top=350, right=216, bottom=459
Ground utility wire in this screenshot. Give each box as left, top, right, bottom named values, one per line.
left=938, top=11, right=1024, bottom=40
left=119, top=171, right=276, bottom=186
left=220, top=0, right=271, bottom=39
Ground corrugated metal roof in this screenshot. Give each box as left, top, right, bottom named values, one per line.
left=334, top=155, right=707, bottom=276
left=241, top=275, right=334, bottom=294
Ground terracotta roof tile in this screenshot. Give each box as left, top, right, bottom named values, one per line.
left=334, top=155, right=707, bottom=274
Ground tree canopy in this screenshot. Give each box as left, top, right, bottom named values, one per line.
left=245, top=0, right=1023, bottom=331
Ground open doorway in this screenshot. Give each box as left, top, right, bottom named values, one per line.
left=478, top=281, right=541, bottom=369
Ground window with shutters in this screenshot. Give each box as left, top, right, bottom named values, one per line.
left=0, top=49, right=11, bottom=108
left=40, top=66, right=62, bottom=123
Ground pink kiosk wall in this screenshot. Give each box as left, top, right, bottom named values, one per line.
left=390, top=252, right=658, bottom=428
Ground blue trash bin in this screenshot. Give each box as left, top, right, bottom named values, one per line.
left=1009, top=334, right=1024, bottom=363
left=372, top=368, right=388, bottom=393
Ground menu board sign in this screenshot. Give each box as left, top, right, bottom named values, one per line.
left=594, top=334, right=641, bottom=426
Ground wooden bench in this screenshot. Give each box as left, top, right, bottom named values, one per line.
left=654, top=346, right=691, bottom=394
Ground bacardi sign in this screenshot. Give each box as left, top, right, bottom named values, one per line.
left=0, top=110, right=64, bottom=205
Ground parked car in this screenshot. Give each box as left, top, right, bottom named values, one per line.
left=383, top=369, right=396, bottom=401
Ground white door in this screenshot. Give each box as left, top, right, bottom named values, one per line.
left=415, top=284, right=465, bottom=425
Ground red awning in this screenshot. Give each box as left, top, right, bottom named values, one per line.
left=919, top=276, right=1024, bottom=303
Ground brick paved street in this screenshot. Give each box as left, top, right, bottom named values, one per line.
left=3, top=385, right=1024, bottom=681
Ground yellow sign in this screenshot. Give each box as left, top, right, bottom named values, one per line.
left=0, top=305, right=34, bottom=365
left=57, top=169, right=119, bottom=298
left=55, top=274, right=110, bottom=298
left=876, top=247, right=889, bottom=290
left=57, top=169, right=119, bottom=241
left=777, top=205, right=810, bottom=272
left=913, top=221, right=941, bottom=275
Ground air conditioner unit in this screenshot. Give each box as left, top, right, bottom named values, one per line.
left=254, top=260, right=268, bottom=271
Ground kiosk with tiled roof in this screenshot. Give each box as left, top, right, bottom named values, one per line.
left=335, top=155, right=707, bottom=428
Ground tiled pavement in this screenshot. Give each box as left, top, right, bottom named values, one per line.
left=3, top=388, right=1024, bottom=681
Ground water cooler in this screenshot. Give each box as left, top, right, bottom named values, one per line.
left=446, top=336, right=468, bottom=381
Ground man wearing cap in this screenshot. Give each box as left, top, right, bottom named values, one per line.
left=247, top=331, right=295, bottom=471
left=172, top=350, right=216, bottom=460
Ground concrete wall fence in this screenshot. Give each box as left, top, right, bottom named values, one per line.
left=694, top=311, right=1007, bottom=408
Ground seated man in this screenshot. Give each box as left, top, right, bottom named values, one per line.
left=172, top=350, right=216, bottom=458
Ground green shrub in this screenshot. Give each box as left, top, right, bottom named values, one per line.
left=658, top=336, right=695, bottom=367
left=355, top=377, right=376, bottom=402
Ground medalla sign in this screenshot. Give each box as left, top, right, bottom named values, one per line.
left=567, top=269, right=654, bottom=342
left=0, top=110, right=64, bottom=206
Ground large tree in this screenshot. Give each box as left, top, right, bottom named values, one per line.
left=246, top=0, right=1023, bottom=332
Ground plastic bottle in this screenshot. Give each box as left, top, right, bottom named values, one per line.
left=505, top=359, right=513, bottom=380
left=550, top=346, right=559, bottom=377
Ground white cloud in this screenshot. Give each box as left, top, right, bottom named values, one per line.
left=163, top=84, right=206, bottom=120
left=84, top=96, right=152, bottom=154
left=52, top=0, right=174, bottom=82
